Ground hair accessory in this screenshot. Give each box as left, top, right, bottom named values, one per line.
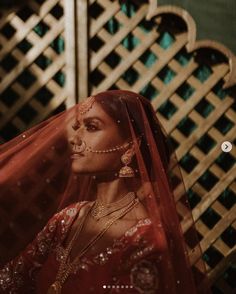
left=79, top=96, right=95, bottom=115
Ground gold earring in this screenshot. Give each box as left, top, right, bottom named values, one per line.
left=119, top=147, right=135, bottom=177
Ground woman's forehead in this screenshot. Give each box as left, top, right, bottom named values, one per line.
left=77, top=101, right=114, bottom=123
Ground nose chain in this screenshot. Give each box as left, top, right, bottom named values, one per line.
left=73, top=134, right=143, bottom=154
left=86, top=140, right=133, bottom=153
left=72, top=139, right=133, bottom=154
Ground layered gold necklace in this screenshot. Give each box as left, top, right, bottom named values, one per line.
left=47, top=193, right=139, bottom=294
left=90, top=191, right=136, bottom=220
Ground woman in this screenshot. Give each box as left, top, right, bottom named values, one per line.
left=0, top=90, right=210, bottom=293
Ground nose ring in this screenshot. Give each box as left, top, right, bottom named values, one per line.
left=73, top=140, right=87, bottom=153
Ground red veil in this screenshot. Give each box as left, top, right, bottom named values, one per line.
left=0, top=90, right=211, bottom=293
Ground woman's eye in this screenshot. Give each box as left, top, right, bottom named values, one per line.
left=86, top=124, right=98, bottom=131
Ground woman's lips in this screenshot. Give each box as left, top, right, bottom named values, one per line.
left=71, top=153, right=84, bottom=159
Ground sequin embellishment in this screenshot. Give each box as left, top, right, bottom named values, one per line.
left=130, top=259, right=159, bottom=293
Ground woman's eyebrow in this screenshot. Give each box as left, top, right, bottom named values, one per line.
left=83, top=116, right=104, bottom=124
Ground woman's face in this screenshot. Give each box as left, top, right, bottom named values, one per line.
left=69, top=101, right=127, bottom=175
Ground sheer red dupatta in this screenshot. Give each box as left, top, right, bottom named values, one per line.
left=118, top=93, right=210, bottom=293
left=0, top=90, right=211, bottom=293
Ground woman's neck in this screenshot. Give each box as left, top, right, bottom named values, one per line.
left=95, top=177, right=138, bottom=204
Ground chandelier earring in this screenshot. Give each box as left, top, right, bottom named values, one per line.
left=119, top=146, right=135, bottom=178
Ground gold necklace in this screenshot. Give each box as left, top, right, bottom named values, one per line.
left=47, top=197, right=139, bottom=294
left=90, top=191, right=136, bottom=220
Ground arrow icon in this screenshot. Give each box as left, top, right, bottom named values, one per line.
left=221, top=141, right=232, bottom=153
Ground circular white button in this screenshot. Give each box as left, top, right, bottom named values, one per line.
left=221, top=141, right=232, bottom=153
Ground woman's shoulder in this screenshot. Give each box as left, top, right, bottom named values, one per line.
left=56, top=201, right=93, bottom=220
left=48, top=201, right=93, bottom=242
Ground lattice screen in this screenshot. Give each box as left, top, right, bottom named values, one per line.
left=88, top=1, right=236, bottom=293
left=0, top=1, right=235, bottom=293
left=0, top=0, right=67, bottom=143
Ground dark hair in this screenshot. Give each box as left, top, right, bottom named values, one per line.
left=94, top=90, right=171, bottom=177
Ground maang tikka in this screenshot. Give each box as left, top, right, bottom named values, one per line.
left=79, top=96, right=95, bottom=115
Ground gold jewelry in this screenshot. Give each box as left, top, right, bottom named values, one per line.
left=73, top=139, right=132, bottom=156
left=48, top=206, right=92, bottom=294
left=73, top=140, right=87, bottom=153
left=79, top=96, right=95, bottom=115
left=84, top=135, right=143, bottom=154
left=90, top=191, right=136, bottom=220
left=47, top=198, right=139, bottom=294
left=119, top=147, right=135, bottom=177
left=85, top=139, right=133, bottom=154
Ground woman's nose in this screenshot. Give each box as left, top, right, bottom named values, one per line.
left=69, top=124, right=85, bottom=146
left=69, top=135, right=83, bottom=146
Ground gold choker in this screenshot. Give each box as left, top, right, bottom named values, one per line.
left=90, top=192, right=136, bottom=220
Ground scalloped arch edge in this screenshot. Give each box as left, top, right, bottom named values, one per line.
left=146, top=3, right=236, bottom=88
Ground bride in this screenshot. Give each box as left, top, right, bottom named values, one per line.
left=0, top=90, right=210, bottom=293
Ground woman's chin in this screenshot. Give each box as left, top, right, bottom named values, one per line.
left=71, top=161, right=87, bottom=174
left=71, top=163, right=98, bottom=175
